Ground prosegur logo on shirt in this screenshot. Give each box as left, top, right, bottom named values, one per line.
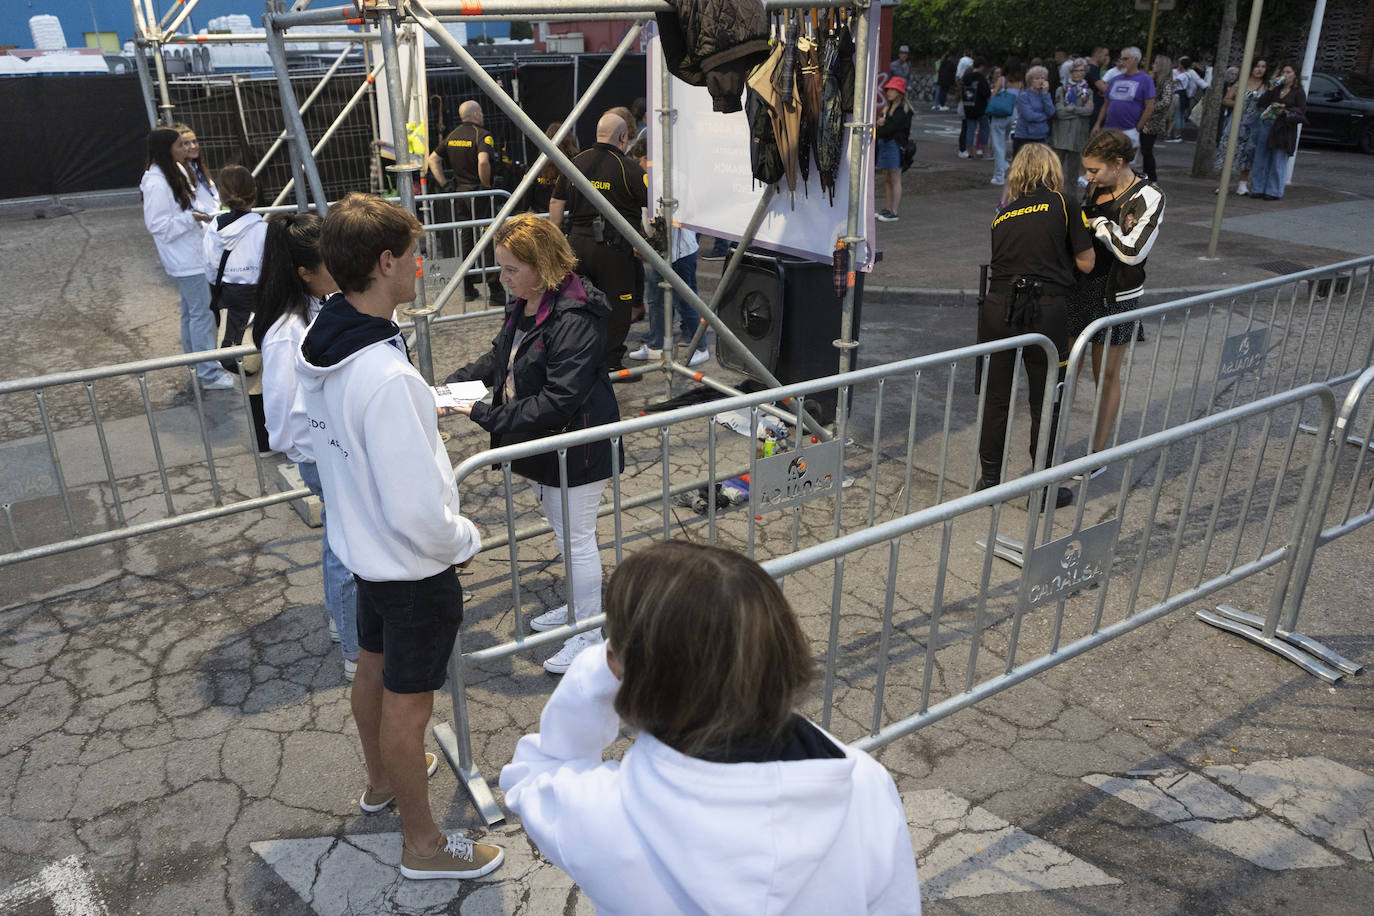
left=992, top=201, right=1049, bottom=229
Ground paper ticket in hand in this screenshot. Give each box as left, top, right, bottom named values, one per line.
left=432, top=381, right=488, bottom=408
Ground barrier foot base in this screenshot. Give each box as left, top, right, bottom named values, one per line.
left=1297, top=422, right=1374, bottom=450
left=1196, top=605, right=1362, bottom=684
left=432, top=722, right=506, bottom=826
left=976, top=534, right=1026, bottom=567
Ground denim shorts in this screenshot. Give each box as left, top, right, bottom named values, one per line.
left=875, top=137, right=901, bottom=170
left=355, top=566, right=464, bottom=694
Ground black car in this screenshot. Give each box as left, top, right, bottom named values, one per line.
left=1305, top=71, right=1374, bottom=154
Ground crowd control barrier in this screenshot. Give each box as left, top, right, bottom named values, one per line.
left=439, top=379, right=1345, bottom=821
left=432, top=336, right=1059, bottom=822
left=0, top=346, right=297, bottom=569
left=1197, top=366, right=1374, bottom=682
left=977, top=257, right=1374, bottom=568
left=1055, top=256, right=1374, bottom=469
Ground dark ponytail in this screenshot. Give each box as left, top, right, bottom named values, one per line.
left=253, top=212, right=324, bottom=349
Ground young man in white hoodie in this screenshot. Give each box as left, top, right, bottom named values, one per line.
left=501, top=540, right=920, bottom=914
left=297, top=193, right=503, bottom=881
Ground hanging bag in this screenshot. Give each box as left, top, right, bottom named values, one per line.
left=986, top=89, right=1015, bottom=118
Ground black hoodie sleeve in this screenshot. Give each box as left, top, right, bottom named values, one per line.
left=467, top=310, right=606, bottom=437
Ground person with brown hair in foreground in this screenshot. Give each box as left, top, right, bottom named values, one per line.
left=500, top=540, right=920, bottom=914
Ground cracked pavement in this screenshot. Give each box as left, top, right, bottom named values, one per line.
left=1, top=200, right=1372, bottom=914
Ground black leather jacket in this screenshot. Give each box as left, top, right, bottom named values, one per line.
left=657, top=0, right=770, bottom=113
left=446, top=274, right=621, bottom=487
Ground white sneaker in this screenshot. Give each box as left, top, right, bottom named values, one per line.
left=201, top=373, right=235, bottom=390
left=328, top=616, right=340, bottom=643
left=628, top=343, right=663, bottom=361
left=958, top=150, right=970, bottom=159
left=343, top=658, right=357, bottom=682
left=688, top=348, right=710, bottom=367
left=543, top=631, right=602, bottom=674
left=1071, top=465, right=1109, bottom=481
left=529, top=605, right=569, bottom=632
left=1237, top=180, right=1249, bottom=196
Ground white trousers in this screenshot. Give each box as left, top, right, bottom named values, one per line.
left=531, top=479, right=606, bottom=623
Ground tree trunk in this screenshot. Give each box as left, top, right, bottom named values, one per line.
left=1193, top=0, right=1240, bottom=177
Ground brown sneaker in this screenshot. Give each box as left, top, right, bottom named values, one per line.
left=358, top=752, right=440, bottom=813
left=400, top=834, right=504, bottom=880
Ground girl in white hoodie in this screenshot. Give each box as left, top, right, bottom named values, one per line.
left=140, top=127, right=233, bottom=389
left=202, top=165, right=267, bottom=368
left=251, top=213, right=357, bottom=680
left=501, top=541, right=920, bottom=915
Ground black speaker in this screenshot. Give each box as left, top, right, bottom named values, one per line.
left=715, top=250, right=863, bottom=424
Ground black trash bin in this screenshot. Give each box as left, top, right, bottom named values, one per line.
left=714, top=249, right=863, bottom=425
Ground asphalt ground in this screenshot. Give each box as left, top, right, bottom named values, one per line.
left=2, top=123, right=1373, bottom=914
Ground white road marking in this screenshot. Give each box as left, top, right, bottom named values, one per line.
left=1084, top=755, right=1374, bottom=870
left=1205, top=755, right=1374, bottom=862
left=905, top=788, right=1120, bottom=899
left=252, top=828, right=583, bottom=916
left=0, top=855, right=109, bottom=916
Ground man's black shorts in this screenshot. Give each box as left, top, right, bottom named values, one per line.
left=354, top=566, right=463, bottom=694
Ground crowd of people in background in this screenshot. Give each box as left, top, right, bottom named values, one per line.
left=888, top=41, right=1307, bottom=202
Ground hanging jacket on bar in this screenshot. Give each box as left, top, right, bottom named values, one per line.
left=656, top=0, right=770, bottom=113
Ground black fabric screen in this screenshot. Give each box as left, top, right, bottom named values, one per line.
left=0, top=54, right=649, bottom=201
left=0, top=75, right=148, bottom=199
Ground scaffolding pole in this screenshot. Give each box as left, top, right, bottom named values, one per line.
left=265, top=14, right=331, bottom=214
left=271, top=61, right=385, bottom=207
left=426, top=21, right=647, bottom=319
left=136, top=0, right=175, bottom=125
left=412, top=0, right=831, bottom=443
left=162, top=0, right=204, bottom=39
left=163, top=32, right=379, bottom=43
left=251, top=43, right=359, bottom=178
left=374, top=1, right=435, bottom=382
left=131, top=42, right=158, bottom=128
left=836, top=0, right=873, bottom=376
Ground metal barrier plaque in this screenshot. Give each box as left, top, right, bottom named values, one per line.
left=1023, top=518, right=1121, bottom=608
left=750, top=439, right=843, bottom=515
left=1217, top=328, right=1268, bottom=383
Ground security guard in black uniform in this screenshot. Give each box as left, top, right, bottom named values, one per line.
left=979, top=143, right=1095, bottom=508
left=426, top=99, right=494, bottom=299
left=548, top=110, right=648, bottom=371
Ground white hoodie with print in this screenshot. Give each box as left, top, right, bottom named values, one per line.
left=202, top=210, right=268, bottom=285
left=296, top=304, right=480, bottom=582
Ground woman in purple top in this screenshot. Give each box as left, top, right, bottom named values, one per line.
left=1093, top=47, right=1156, bottom=150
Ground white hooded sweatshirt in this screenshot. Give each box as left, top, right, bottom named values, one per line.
left=259, top=299, right=324, bottom=465
left=500, top=644, right=921, bottom=916
left=295, top=296, right=480, bottom=581
left=202, top=210, right=268, bottom=285
left=140, top=165, right=205, bottom=278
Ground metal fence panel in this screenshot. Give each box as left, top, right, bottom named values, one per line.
left=1197, top=366, right=1374, bottom=681
left=0, top=346, right=304, bottom=568
left=1055, top=257, right=1374, bottom=468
